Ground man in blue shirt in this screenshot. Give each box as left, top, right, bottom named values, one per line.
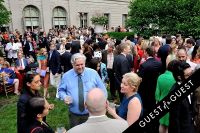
left=58, top=53, right=107, bottom=128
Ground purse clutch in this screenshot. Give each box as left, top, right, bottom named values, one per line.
left=36, top=68, right=46, bottom=77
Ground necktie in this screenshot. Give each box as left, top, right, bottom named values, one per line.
left=78, top=74, right=84, bottom=112
left=19, top=59, right=22, bottom=67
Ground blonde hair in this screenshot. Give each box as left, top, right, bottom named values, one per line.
left=38, top=48, right=47, bottom=55
left=123, top=72, right=142, bottom=92
left=3, top=61, right=10, bottom=68
left=120, top=42, right=130, bottom=52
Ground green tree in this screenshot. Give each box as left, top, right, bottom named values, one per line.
left=127, top=0, right=200, bottom=38
left=0, top=0, right=11, bottom=26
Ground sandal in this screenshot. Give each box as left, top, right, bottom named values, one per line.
left=14, top=92, right=20, bottom=96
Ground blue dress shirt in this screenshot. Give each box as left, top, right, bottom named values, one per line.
left=58, top=67, right=107, bottom=115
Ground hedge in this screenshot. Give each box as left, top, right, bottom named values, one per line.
left=104, top=32, right=135, bottom=40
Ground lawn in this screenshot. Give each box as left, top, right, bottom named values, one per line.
left=0, top=86, right=70, bottom=133
left=0, top=85, right=114, bottom=133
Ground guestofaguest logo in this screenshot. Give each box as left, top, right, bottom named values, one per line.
left=139, top=80, right=194, bottom=128
left=124, top=68, right=200, bottom=133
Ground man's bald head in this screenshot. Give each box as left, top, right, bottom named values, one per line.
left=85, top=88, right=107, bottom=115
left=177, top=48, right=187, bottom=61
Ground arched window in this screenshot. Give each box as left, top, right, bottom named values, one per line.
left=23, top=5, right=40, bottom=31
left=53, top=7, right=67, bottom=29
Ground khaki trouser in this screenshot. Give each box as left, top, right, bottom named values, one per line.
left=50, top=71, right=61, bottom=98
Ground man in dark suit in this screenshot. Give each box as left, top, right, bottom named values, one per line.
left=48, top=42, right=62, bottom=98
left=24, top=36, right=36, bottom=61
left=157, top=35, right=171, bottom=73
left=113, top=43, right=131, bottom=102
left=102, top=42, right=116, bottom=101
left=61, top=43, right=72, bottom=73
left=138, top=46, right=162, bottom=133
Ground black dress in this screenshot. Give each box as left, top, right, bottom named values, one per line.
left=168, top=83, right=195, bottom=133
left=17, top=88, right=41, bottom=133
left=28, top=119, right=54, bottom=133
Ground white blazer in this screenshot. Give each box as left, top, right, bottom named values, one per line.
left=5, top=42, right=19, bottom=58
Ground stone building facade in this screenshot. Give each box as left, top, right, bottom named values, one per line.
left=3, top=0, right=129, bottom=32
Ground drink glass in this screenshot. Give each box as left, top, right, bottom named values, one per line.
left=65, top=95, right=72, bottom=104
left=56, top=124, right=66, bottom=133
left=109, top=102, right=116, bottom=110
left=56, top=126, right=65, bottom=133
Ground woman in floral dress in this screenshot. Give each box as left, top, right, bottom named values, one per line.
left=37, top=48, right=50, bottom=98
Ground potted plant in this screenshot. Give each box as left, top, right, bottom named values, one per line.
left=91, top=15, right=108, bottom=33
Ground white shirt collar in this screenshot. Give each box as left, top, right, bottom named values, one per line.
left=89, top=115, right=106, bottom=119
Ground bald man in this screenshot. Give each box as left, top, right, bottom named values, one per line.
left=177, top=48, right=197, bottom=70
left=68, top=88, right=128, bottom=133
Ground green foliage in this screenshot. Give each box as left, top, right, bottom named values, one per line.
left=91, top=16, right=108, bottom=25
left=0, top=103, right=17, bottom=133
left=0, top=86, right=69, bottom=133
left=106, top=32, right=135, bottom=40
left=0, top=0, right=11, bottom=26
left=127, top=0, right=200, bottom=38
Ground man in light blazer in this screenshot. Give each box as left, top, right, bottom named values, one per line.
left=67, top=88, right=128, bottom=133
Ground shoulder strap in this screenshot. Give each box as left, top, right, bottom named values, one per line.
left=30, top=126, right=43, bottom=133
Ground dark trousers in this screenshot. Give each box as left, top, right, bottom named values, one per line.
left=7, top=58, right=17, bottom=66
left=115, top=76, right=124, bottom=102
left=69, top=112, right=89, bottom=128
left=107, top=69, right=116, bottom=100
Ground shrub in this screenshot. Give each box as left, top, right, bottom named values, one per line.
left=91, top=16, right=108, bottom=25
left=105, top=32, right=135, bottom=40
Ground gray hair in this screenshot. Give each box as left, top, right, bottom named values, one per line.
left=71, top=53, right=86, bottom=65
left=108, top=41, right=115, bottom=48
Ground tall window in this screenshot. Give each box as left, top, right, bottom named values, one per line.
left=122, top=14, right=128, bottom=28
left=53, top=7, right=67, bottom=29
left=23, top=6, right=40, bottom=31
left=104, top=13, right=110, bottom=29
left=79, top=13, right=88, bottom=28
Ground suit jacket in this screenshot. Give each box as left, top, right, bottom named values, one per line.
left=138, top=57, right=162, bottom=112
left=60, top=51, right=72, bottom=73
left=113, top=54, right=131, bottom=82
left=24, top=41, right=33, bottom=55
left=48, top=50, right=62, bottom=75
left=67, top=115, right=128, bottom=133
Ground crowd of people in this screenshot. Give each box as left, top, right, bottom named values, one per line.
left=0, top=27, right=200, bottom=133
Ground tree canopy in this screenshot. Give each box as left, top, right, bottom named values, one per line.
left=126, top=0, right=200, bottom=38
left=0, top=0, right=11, bottom=26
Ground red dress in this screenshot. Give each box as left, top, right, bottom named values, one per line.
left=133, top=44, right=144, bottom=72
